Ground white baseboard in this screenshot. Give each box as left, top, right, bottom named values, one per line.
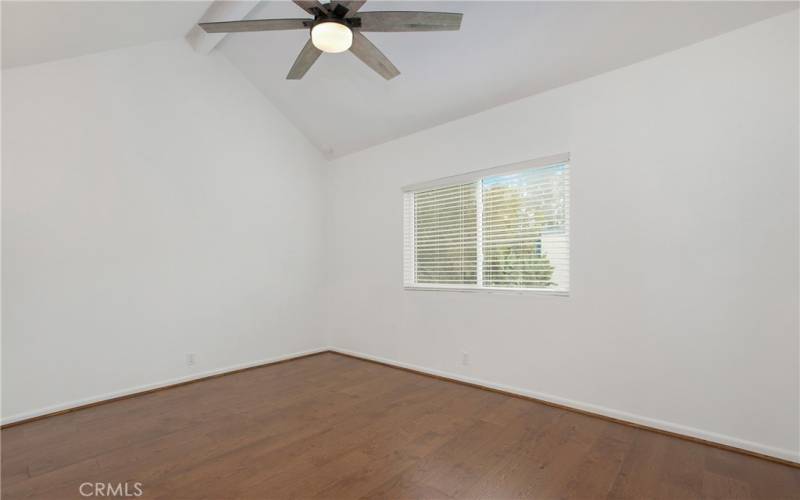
left=330, top=347, right=800, bottom=465
left=5, top=345, right=797, bottom=465
left=1, top=347, right=329, bottom=426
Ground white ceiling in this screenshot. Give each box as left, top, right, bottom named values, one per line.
left=2, top=1, right=797, bottom=158
left=1, top=1, right=212, bottom=68
left=219, top=1, right=798, bottom=158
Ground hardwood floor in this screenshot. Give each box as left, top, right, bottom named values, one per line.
left=2, top=352, right=798, bottom=499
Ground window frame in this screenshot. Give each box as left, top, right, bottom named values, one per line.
left=402, top=153, right=570, bottom=297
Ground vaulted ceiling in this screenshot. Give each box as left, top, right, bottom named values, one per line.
left=3, top=1, right=797, bottom=158
left=218, top=1, right=798, bottom=157
left=1, top=1, right=212, bottom=68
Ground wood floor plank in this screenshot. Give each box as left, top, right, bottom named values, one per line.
left=702, top=470, right=753, bottom=500
left=552, top=421, right=634, bottom=499
left=2, top=352, right=798, bottom=500
left=607, top=429, right=672, bottom=499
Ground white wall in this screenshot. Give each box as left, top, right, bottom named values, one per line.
left=2, top=39, right=327, bottom=422
left=324, top=11, right=799, bottom=462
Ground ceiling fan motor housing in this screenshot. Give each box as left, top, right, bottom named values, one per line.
left=314, top=2, right=358, bottom=20
left=310, top=16, right=361, bottom=30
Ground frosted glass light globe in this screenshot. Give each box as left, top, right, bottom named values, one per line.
left=311, top=21, right=353, bottom=53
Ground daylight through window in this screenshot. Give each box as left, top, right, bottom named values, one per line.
left=403, top=156, right=570, bottom=294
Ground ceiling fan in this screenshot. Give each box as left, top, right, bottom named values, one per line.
left=199, top=1, right=463, bottom=80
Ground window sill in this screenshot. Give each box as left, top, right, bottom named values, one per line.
left=403, top=285, right=569, bottom=297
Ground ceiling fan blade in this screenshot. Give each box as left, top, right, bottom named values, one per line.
left=287, top=39, right=322, bottom=80
left=199, top=18, right=309, bottom=33
left=349, top=32, right=399, bottom=80
left=293, top=0, right=329, bottom=16
left=357, top=11, right=463, bottom=32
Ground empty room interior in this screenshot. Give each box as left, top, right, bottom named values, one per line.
left=2, top=0, right=799, bottom=498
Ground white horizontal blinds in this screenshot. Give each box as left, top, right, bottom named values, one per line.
left=481, top=163, right=569, bottom=291
left=403, top=192, right=416, bottom=286
left=412, top=182, right=478, bottom=285
left=403, top=155, right=569, bottom=293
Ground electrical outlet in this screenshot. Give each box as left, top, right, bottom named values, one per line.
left=462, top=352, right=470, bottom=366
left=186, top=353, right=196, bottom=366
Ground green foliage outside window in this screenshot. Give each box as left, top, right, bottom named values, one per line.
left=482, top=183, right=555, bottom=288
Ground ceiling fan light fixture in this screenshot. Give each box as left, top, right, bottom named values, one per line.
left=311, top=21, right=353, bottom=53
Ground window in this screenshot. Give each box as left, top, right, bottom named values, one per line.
left=403, top=154, right=570, bottom=294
